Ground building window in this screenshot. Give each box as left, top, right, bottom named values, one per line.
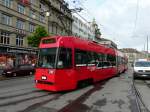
left=0, top=32, right=10, bottom=44
left=55, top=26, right=57, bottom=34
left=29, top=0, right=35, bottom=5
left=29, top=23, right=35, bottom=32
left=39, top=14, right=45, bottom=23
left=1, top=13, right=12, bottom=25
left=17, top=4, right=25, bottom=14
left=52, top=23, right=54, bottom=33
left=29, top=10, right=36, bottom=19
left=16, top=19, right=25, bottom=29
left=2, top=0, right=12, bottom=8
left=16, top=35, right=23, bottom=46
left=39, top=2, right=46, bottom=12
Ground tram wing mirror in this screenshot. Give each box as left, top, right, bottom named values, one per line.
left=57, top=61, right=63, bottom=68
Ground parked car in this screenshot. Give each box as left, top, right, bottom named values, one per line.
left=133, top=61, right=150, bottom=79
left=2, top=64, right=35, bottom=77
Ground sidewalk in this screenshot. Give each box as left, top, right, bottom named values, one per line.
left=83, top=73, right=132, bottom=112
left=43, top=70, right=134, bottom=112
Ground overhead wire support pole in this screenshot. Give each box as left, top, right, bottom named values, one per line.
left=147, top=36, right=149, bottom=59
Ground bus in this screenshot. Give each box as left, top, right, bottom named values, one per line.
left=35, top=36, right=127, bottom=91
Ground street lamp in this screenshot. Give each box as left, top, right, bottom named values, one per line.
left=40, top=6, right=83, bottom=36
left=45, top=11, right=50, bottom=17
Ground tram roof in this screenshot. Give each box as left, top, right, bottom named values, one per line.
left=40, top=36, right=116, bottom=55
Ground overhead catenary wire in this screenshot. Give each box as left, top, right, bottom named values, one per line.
left=132, top=0, right=140, bottom=37
left=65, top=0, right=91, bottom=22
left=74, top=0, right=95, bottom=19
left=66, top=0, right=129, bottom=46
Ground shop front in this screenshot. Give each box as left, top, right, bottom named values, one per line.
left=0, top=45, right=38, bottom=74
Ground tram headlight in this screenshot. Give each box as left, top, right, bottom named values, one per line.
left=7, top=71, right=12, bottom=74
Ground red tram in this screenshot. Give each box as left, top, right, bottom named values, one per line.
left=35, top=36, right=127, bottom=91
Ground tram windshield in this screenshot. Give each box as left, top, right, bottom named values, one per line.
left=38, top=48, right=57, bottom=68
left=38, top=47, right=72, bottom=69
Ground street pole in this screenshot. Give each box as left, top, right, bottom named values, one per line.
left=147, top=36, right=149, bottom=59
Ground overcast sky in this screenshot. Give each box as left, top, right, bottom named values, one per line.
left=65, top=0, right=150, bottom=51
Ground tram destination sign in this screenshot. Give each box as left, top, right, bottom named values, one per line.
left=42, top=38, right=56, bottom=44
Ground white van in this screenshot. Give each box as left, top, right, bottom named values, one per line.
left=137, top=59, right=148, bottom=61
left=133, top=61, right=150, bottom=79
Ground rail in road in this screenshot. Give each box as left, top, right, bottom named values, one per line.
left=132, top=78, right=150, bottom=112
left=0, top=75, right=32, bottom=81
left=0, top=68, right=144, bottom=112
left=0, top=74, right=108, bottom=112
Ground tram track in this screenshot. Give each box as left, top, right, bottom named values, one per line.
left=58, top=81, right=106, bottom=112
left=132, top=78, right=150, bottom=112
left=0, top=75, right=33, bottom=81
left=18, top=92, right=65, bottom=112
left=0, top=89, right=66, bottom=112
left=0, top=89, right=43, bottom=100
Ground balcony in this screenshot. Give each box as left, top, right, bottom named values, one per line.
left=18, top=0, right=31, bottom=6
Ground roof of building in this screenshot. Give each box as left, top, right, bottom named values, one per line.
left=119, top=48, right=140, bottom=53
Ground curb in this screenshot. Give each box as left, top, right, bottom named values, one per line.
left=0, top=75, right=6, bottom=80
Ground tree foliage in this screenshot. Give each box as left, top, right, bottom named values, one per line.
left=28, top=26, right=48, bottom=47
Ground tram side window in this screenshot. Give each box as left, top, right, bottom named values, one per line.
left=103, top=54, right=107, bottom=61
left=94, top=52, right=99, bottom=64
left=117, top=56, right=119, bottom=65
left=100, top=53, right=104, bottom=61
left=117, top=56, right=121, bottom=65
left=95, top=53, right=103, bottom=67
left=57, top=48, right=72, bottom=68
left=107, top=55, right=111, bottom=63
left=102, top=54, right=112, bottom=67
left=122, top=58, right=125, bottom=64
left=112, top=56, right=116, bottom=66
left=87, top=52, right=96, bottom=65
left=103, top=61, right=111, bottom=68
left=75, top=49, right=88, bottom=66
left=107, top=55, right=116, bottom=66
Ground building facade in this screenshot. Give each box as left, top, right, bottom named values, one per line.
left=72, top=15, right=94, bottom=40
left=47, top=0, right=73, bottom=36
left=0, top=0, right=72, bottom=71
left=120, top=48, right=147, bottom=63
left=90, top=19, right=101, bottom=42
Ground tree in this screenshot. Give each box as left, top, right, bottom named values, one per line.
left=28, top=26, right=48, bottom=47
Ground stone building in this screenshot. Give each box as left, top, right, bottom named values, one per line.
left=72, top=15, right=94, bottom=40
left=0, top=0, right=72, bottom=70
left=120, top=48, right=147, bottom=63
left=91, top=19, right=101, bottom=42
left=47, top=0, right=73, bottom=36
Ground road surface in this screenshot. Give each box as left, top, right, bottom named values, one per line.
left=0, top=68, right=144, bottom=112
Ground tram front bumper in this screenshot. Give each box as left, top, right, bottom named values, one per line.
left=35, top=80, right=58, bottom=91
